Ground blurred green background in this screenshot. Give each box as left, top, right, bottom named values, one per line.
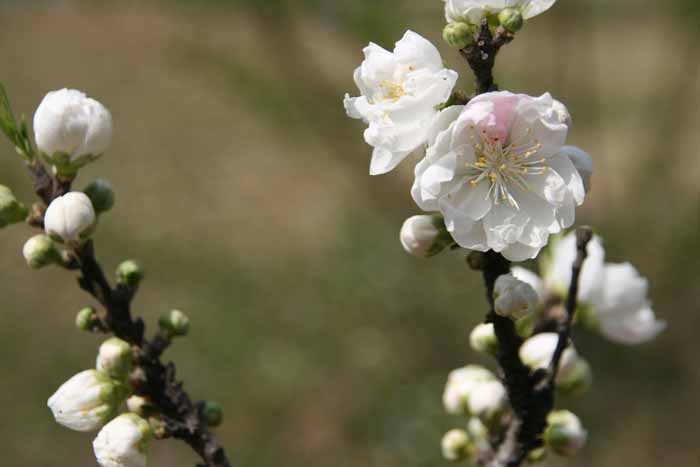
left=0, top=0, right=698, bottom=466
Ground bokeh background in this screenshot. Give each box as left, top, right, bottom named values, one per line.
left=0, top=0, right=698, bottom=466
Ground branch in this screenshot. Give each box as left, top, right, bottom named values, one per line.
left=26, top=162, right=232, bottom=467
left=548, top=227, right=593, bottom=387
left=460, top=21, right=514, bottom=95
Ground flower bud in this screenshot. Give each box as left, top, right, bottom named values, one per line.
left=544, top=410, right=587, bottom=456
left=76, top=306, right=98, bottom=331
left=443, top=365, right=497, bottom=415
left=560, top=146, right=593, bottom=193
left=0, top=185, right=27, bottom=227
left=93, top=413, right=152, bottom=467
left=494, top=273, right=538, bottom=319
left=126, top=395, right=150, bottom=416
left=200, top=401, right=223, bottom=427
left=23, top=234, right=60, bottom=268
left=467, top=379, right=507, bottom=421
left=469, top=323, right=498, bottom=355
left=159, top=309, right=190, bottom=337
left=116, top=260, right=144, bottom=288
left=84, top=179, right=115, bottom=214
left=47, top=369, right=129, bottom=432
left=519, top=333, right=583, bottom=389
left=400, top=215, right=453, bottom=258
left=498, top=8, right=524, bottom=33
left=441, top=429, right=470, bottom=461
left=443, top=22, right=474, bottom=49
left=44, top=192, right=96, bottom=245
left=556, top=358, right=593, bottom=396
left=34, top=89, right=112, bottom=179
left=97, top=337, right=133, bottom=380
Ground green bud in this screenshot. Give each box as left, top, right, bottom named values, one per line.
left=116, top=260, right=144, bottom=287
left=22, top=234, right=60, bottom=269
left=159, top=309, right=190, bottom=337
left=469, top=323, right=498, bottom=355
left=76, top=307, right=98, bottom=331
left=498, top=8, right=524, bottom=33
left=0, top=185, right=27, bottom=227
left=443, top=22, right=474, bottom=49
left=83, top=179, right=115, bottom=214
left=201, top=401, right=223, bottom=427
left=545, top=410, right=587, bottom=456
left=441, top=429, right=471, bottom=461
left=556, top=358, right=593, bottom=396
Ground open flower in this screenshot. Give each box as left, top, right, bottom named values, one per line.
left=444, top=0, right=557, bottom=24
left=344, top=30, right=458, bottom=175
left=513, top=232, right=666, bottom=345
left=412, top=91, right=587, bottom=261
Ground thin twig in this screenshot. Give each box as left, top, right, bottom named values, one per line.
left=27, top=161, right=232, bottom=467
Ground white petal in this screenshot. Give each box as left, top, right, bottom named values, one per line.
left=560, top=146, right=593, bottom=194
left=598, top=307, right=666, bottom=345
left=519, top=0, right=558, bottom=19
left=394, top=30, right=444, bottom=71
left=543, top=232, right=606, bottom=303
left=369, top=147, right=412, bottom=175
left=511, top=266, right=545, bottom=302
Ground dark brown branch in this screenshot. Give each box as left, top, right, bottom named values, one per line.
left=460, top=22, right=514, bottom=95
left=26, top=161, right=232, bottom=467
left=548, top=227, right=593, bottom=386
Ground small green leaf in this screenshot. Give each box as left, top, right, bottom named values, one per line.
left=0, top=82, right=19, bottom=144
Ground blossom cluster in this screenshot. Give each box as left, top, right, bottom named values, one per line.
left=344, top=0, right=665, bottom=465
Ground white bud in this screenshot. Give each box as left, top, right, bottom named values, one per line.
left=441, top=429, right=470, bottom=461
left=93, top=413, right=152, bottom=467
left=44, top=192, right=96, bottom=244
left=469, top=323, right=498, bottom=355
left=97, top=338, right=133, bottom=380
left=556, top=358, right=593, bottom=396
left=126, top=396, right=149, bottom=416
left=400, top=215, right=453, bottom=258
left=443, top=365, right=498, bottom=415
left=22, top=234, right=60, bottom=268
left=494, top=274, right=538, bottom=319
left=47, top=369, right=129, bottom=432
left=519, top=333, right=586, bottom=390
left=545, top=410, right=587, bottom=456
left=560, top=146, right=592, bottom=193
left=33, top=88, right=112, bottom=162
left=467, top=379, right=507, bottom=419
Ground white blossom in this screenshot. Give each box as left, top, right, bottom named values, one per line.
left=560, top=146, right=592, bottom=193
left=96, top=338, right=133, bottom=380
left=494, top=273, right=538, bottom=319
left=520, top=232, right=666, bottom=345
left=344, top=30, right=458, bottom=175
left=412, top=91, right=587, bottom=261
left=444, top=0, right=557, bottom=24
left=400, top=215, right=452, bottom=257
left=44, top=192, right=96, bottom=244
left=93, top=413, right=152, bottom=467
left=34, top=88, right=112, bottom=160
left=443, top=365, right=506, bottom=417
left=545, top=410, right=587, bottom=456
left=469, top=322, right=498, bottom=354
left=47, top=369, right=128, bottom=432
left=519, top=332, right=582, bottom=386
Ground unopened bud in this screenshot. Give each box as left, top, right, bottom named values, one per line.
left=0, top=185, right=27, bottom=227
left=76, top=307, right=98, bottom=331
left=557, top=358, right=592, bottom=396
left=96, top=337, right=133, bottom=380
left=201, top=401, right=224, bottom=427
left=116, top=260, right=144, bottom=287
left=126, top=395, right=150, bottom=416
left=159, top=309, right=190, bottom=337
left=443, top=22, right=474, bottom=49
left=544, top=410, right=587, bottom=456
left=494, top=273, right=538, bottom=319
left=44, top=192, right=96, bottom=245
left=84, top=179, right=115, bottom=214
left=93, top=413, right=152, bottom=467
left=400, top=215, right=453, bottom=258
left=498, top=8, right=524, bottom=33
left=441, top=429, right=471, bottom=461
left=469, top=323, right=498, bottom=355
left=519, top=333, right=584, bottom=391
left=23, top=234, right=60, bottom=269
